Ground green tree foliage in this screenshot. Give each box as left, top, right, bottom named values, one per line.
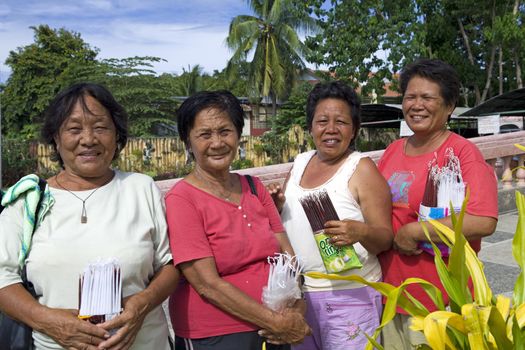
left=93, top=57, right=179, bottom=136
left=2, top=25, right=99, bottom=138
left=270, top=82, right=313, bottom=133
left=226, top=0, right=316, bottom=116
left=306, top=0, right=525, bottom=106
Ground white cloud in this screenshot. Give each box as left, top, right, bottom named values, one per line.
left=84, top=19, right=232, bottom=74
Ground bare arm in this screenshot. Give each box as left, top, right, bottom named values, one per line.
left=180, top=257, right=310, bottom=344
left=97, top=263, right=180, bottom=349
left=274, top=231, right=295, bottom=256
left=394, top=214, right=497, bottom=255
left=325, top=157, right=393, bottom=255
left=266, top=170, right=291, bottom=213
left=0, top=283, right=110, bottom=349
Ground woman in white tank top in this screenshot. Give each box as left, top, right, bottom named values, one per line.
left=267, top=81, right=393, bottom=350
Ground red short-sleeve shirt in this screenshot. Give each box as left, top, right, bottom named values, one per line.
left=165, top=175, right=283, bottom=338
left=377, top=133, right=498, bottom=312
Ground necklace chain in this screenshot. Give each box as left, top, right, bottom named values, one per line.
left=55, top=175, right=104, bottom=223
left=194, top=171, right=234, bottom=201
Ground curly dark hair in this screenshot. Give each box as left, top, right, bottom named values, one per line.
left=400, top=58, right=460, bottom=108
left=41, top=83, right=128, bottom=167
left=306, top=81, right=361, bottom=149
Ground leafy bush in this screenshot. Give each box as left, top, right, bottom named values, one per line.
left=231, top=159, right=254, bottom=170
left=309, top=191, right=525, bottom=349
left=1, top=139, right=41, bottom=187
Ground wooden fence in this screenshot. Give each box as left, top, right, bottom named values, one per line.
left=36, top=125, right=310, bottom=176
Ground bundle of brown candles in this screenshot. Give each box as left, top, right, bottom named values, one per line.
left=299, top=190, right=362, bottom=273
left=299, top=190, right=339, bottom=232
left=422, top=148, right=465, bottom=209
left=422, top=171, right=437, bottom=207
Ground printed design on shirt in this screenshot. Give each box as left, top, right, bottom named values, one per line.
left=346, top=321, right=362, bottom=341
left=387, top=171, right=415, bottom=206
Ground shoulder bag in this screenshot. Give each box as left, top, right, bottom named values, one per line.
left=0, top=177, right=47, bottom=350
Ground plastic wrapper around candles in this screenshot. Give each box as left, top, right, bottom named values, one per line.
left=299, top=190, right=363, bottom=274
left=262, top=253, right=304, bottom=311
left=78, top=258, right=122, bottom=326
left=417, top=204, right=458, bottom=257
left=418, top=148, right=465, bottom=257
left=313, top=230, right=362, bottom=273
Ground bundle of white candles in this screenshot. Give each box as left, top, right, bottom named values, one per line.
left=79, top=259, right=122, bottom=321
left=262, top=253, right=304, bottom=311
left=431, top=148, right=465, bottom=210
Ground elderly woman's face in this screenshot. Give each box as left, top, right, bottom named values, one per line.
left=310, top=98, right=354, bottom=161
left=54, top=95, right=117, bottom=179
left=402, top=76, right=454, bottom=137
left=188, top=107, right=239, bottom=173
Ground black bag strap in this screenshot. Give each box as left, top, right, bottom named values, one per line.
left=245, top=175, right=258, bottom=197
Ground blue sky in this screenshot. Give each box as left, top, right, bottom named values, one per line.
left=0, top=0, right=258, bottom=81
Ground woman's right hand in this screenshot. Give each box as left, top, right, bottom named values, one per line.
left=266, top=183, right=285, bottom=213
left=258, top=308, right=311, bottom=345
left=34, top=307, right=110, bottom=350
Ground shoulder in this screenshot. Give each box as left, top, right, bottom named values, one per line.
left=165, top=179, right=196, bottom=201
left=115, top=170, right=155, bottom=186
left=378, top=138, right=405, bottom=167
left=294, top=150, right=316, bottom=163
left=354, top=156, right=384, bottom=182
left=113, top=171, right=161, bottom=199
left=445, top=133, right=484, bottom=160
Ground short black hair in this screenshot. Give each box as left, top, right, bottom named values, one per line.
left=400, top=58, right=460, bottom=108
left=177, top=90, right=244, bottom=147
left=306, top=81, right=361, bottom=149
left=41, top=82, right=128, bottom=167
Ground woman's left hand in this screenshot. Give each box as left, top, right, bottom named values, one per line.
left=96, top=293, right=148, bottom=350
left=393, top=224, right=422, bottom=255
left=324, top=219, right=363, bottom=246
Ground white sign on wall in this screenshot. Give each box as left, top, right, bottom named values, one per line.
left=477, top=115, right=500, bottom=135
left=399, top=120, right=414, bottom=137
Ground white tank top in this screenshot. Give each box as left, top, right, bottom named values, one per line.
left=282, top=150, right=382, bottom=291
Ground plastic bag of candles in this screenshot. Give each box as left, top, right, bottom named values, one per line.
left=78, top=259, right=122, bottom=324
left=262, top=253, right=304, bottom=311
left=299, top=190, right=362, bottom=273
left=418, top=148, right=465, bottom=257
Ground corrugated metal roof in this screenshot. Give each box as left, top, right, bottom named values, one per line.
left=460, top=88, right=525, bottom=117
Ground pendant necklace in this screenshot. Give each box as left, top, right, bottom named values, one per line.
left=55, top=175, right=104, bottom=224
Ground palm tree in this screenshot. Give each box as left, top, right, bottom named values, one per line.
left=226, top=0, right=315, bottom=116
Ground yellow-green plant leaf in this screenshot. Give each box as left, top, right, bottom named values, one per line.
left=487, top=304, right=513, bottom=349
left=421, top=221, right=469, bottom=308
left=410, top=315, right=425, bottom=331
left=515, top=303, right=525, bottom=329
left=495, top=295, right=511, bottom=322
left=448, top=189, right=472, bottom=305
left=513, top=191, right=525, bottom=305
left=306, top=272, right=430, bottom=316
left=423, top=311, right=462, bottom=350
left=462, top=304, right=487, bottom=349
left=426, top=219, right=492, bottom=305
left=363, top=331, right=384, bottom=350
left=515, top=143, right=525, bottom=152
left=512, top=314, right=525, bottom=349
left=306, top=272, right=436, bottom=350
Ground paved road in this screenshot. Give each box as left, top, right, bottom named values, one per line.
left=479, top=210, right=520, bottom=298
